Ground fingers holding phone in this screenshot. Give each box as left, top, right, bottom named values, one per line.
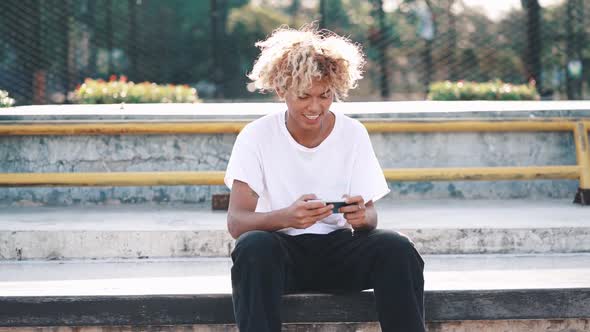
left=283, top=194, right=334, bottom=229
left=340, top=194, right=368, bottom=229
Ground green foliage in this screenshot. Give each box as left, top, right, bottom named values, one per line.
left=0, top=89, right=15, bottom=107
left=226, top=4, right=292, bottom=98
left=227, top=4, right=291, bottom=35
left=428, top=80, right=540, bottom=100
left=72, top=76, right=200, bottom=104
left=1, top=0, right=586, bottom=102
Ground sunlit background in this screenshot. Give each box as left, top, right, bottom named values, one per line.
left=0, top=0, right=587, bottom=105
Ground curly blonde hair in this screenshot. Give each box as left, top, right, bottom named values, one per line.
left=247, top=24, right=366, bottom=101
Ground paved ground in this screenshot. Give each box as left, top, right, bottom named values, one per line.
left=1, top=199, right=587, bottom=230
left=1, top=253, right=589, bottom=296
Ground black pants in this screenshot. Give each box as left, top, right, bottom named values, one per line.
left=230, top=228, right=426, bottom=332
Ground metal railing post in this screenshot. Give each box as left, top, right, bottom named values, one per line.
left=574, top=121, right=590, bottom=205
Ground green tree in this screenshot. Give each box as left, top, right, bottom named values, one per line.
left=369, top=0, right=391, bottom=99
left=226, top=3, right=292, bottom=99
left=288, top=0, right=301, bottom=26
left=521, top=0, right=542, bottom=92
left=0, top=0, right=43, bottom=104
left=565, top=0, right=584, bottom=99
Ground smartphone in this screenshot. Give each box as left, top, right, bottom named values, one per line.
left=307, top=199, right=354, bottom=213
left=324, top=200, right=355, bottom=213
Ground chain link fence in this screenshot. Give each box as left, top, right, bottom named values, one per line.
left=0, top=0, right=587, bottom=105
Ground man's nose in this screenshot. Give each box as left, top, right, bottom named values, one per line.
left=309, top=98, right=322, bottom=112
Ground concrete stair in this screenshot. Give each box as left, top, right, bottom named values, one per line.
left=1, top=199, right=589, bottom=260
left=1, top=254, right=589, bottom=327
left=1, top=254, right=590, bottom=295
left=1, top=199, right=589, bottom=330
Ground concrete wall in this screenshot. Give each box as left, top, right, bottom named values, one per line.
left=1, top=102, right=587, bottom=206
left=0, top=134, right=235, bottom=205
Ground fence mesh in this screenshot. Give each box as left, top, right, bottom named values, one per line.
left=0, top=0, right=588, bottom=105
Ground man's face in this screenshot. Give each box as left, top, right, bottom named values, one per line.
left=283, top=79, right=334, bottom=131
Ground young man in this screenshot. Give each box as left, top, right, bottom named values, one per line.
left=224, top=25, right=425, bottom=332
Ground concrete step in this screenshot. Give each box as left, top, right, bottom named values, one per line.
left=1, top=254, right=589, bottom=328
left=1, top=199, right=589, bottom=260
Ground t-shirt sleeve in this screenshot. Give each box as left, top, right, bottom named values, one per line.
left=349, top=126, right=390, bottom=203
left=224, top=128, right=264, bottom=197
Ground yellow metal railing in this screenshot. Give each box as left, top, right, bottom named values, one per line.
left=1, top=119, right=587, bottom=136
left=1, top=119, right=589, bottom=203
left=0, top=166, right=581, bottom=187
left=573, top=122, right=590, bottom=191
left=0, top=122, right=247, bottom=136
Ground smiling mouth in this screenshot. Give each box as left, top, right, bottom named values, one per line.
left=304, top=114, right=320, bottom=120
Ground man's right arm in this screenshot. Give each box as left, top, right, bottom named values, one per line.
left=226, top=179, right=288, bottom=239
left=226, top=180, right=334, bottom=239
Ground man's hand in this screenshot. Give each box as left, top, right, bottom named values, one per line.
left=283, top=194, right=334, bottom=229
left=340, top=194, right=375, bottom=231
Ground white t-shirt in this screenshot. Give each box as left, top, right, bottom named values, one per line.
left=224, top=109, right=390, bottom=236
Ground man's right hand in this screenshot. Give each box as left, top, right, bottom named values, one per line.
left=283, top=194, right=334, bottom=229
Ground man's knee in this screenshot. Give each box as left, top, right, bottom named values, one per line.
left=372, top=229, right=414, bottom=248
left=231, top=230, right=280, bottom=266
left=371, top=229, right=423, bottom=267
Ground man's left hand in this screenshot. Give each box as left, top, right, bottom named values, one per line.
left=340, top=195, right=370, bottom=230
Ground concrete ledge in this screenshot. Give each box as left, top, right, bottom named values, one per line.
left=2, top=321, right=590, bottom=332
left=2, top=101, right=590, bottom=121
left=1, top=200, right=588, bottom=259
left=2, top=227, right=590, bottom=259
left=1, top=288, right=589, bottom=326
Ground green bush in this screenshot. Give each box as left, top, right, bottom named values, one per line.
left=428, top=80, right=540, bottom=101
left=72, top=75, right=201, bottom=104
left=0, top=89, right=15, bottom=107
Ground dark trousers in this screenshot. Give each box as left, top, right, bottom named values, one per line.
left=230, top=228, right=426, bottom=332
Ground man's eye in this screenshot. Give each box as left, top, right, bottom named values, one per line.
left=298, top=95, right=309, bottom=100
